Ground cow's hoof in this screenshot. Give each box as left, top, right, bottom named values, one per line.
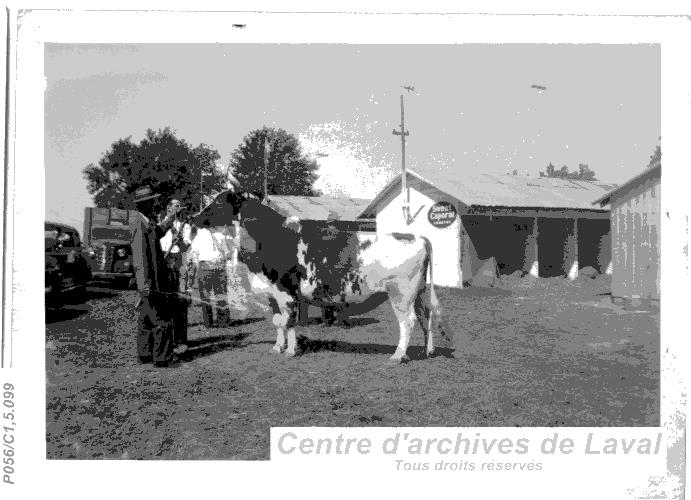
left=423, top=349, right=436, bottom=358
left=387, top=354, right=410, bottom=365
left=272, top=345, right=285, bottom=354
left=284, top=350, right=298, bottom=358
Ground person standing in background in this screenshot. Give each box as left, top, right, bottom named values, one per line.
left=159, top=198, right=193, bottom=354
left=190, top=221, right=231, bottom=327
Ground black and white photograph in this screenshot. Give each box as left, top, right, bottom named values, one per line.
left=2, top=5, right=689, bottom=500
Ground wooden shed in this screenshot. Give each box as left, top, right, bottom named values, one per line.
left=593, top=162, right=661, bottom=301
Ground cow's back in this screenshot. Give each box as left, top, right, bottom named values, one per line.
left=360, top=233, right=427, bottom=274
left=340, top=233, right=429, bottom=301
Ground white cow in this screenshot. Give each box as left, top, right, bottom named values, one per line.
left=193, top=191, right=454, bottom=363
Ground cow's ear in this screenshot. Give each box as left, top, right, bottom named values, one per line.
left=282, top=216, right=302, bottom=233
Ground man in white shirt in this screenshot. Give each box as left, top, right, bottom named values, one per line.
left=189, top=221, right=232, bottom=327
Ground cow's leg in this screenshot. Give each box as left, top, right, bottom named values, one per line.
left=269, top=297, right=287, bottom=354
left=268, top=290, right=299, bottom=357
left=272, top=312, right=289, bottom=353
left=284, top=301, right=299, bottom=357
left=414, top=291, right=434, bottom=358
left=389, top=301, right=416, bottom=364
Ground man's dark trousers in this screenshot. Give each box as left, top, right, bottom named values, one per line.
left=137, top=291, right=175, bottom=365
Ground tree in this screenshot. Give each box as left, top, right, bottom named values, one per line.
left=539, top=162, right=556, bottom=178
left=647, top=139, right=661, bottom=168
left=229, top=126, right=320, bottom=198
left=83, top=127, right=226, bottom=214
left=539, top=161, right=598, bottom=180
left=577, top=163, right=596, bottom=181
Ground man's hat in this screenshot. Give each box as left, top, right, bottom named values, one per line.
left=133, top=186, right=160, bottom=204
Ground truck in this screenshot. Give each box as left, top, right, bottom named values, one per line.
left=83, top=207, right=138, bottom=288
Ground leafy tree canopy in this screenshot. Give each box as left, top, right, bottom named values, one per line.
left=83, top=127, right=225, bottom=215
left=539, top=162, right=597, bottom=181
left=647, top=139, right=661, bottom=169
left=229, top=126, right=320, bottom=199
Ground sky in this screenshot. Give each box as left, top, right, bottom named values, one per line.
left=45, top=43, right=660, bottom=230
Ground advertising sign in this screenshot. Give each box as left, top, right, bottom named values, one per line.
left=427, top=201, right=457, bottom=228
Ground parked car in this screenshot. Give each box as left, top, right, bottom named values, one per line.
left=45, top=222, right=92, bottom=305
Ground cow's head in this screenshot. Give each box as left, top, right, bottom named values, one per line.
left=192, top=189, right=245, bottom=227
left=236, top=198, right=299, bottom=234
left=229, top=197, right=309, bottom=293
left=233, top=198, right=304, bottom=255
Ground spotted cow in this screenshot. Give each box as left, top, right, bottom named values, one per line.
left=194, top=190, right=453, bottom=363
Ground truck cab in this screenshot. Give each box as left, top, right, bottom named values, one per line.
left=83, top=207, right=138, bottom=288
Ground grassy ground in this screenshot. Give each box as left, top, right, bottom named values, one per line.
left=45, top=275, right=659, bottom=460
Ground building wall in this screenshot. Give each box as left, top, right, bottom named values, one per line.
left=356, top=232, right=377, bottom=244
left=610, top=174, right=660, bottom=300
left=537, top=217, right=572, bottom=277
left=461, top=215, right=535, bottom=278
left=374, top=177, right=463, bottom=287
left=577, top=218, right=611, bottom=273
left=371, top=176, right=612, bottom=287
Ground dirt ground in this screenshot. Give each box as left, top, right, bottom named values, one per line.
left=45, top=275, right=659, bottom=460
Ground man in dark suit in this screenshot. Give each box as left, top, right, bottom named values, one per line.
left=130, top=187, right=180, bottom=367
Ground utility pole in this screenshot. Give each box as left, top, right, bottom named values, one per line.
left=392, top=93, right=411, bottom=224
left=263, top=136, right=270, bottom=204
left=199, top=157, right=204, bottom=211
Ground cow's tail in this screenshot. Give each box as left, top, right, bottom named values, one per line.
left=420, top=236, right=454, bottom=345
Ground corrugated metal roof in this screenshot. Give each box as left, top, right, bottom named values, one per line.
left=592, top=163, right=660, bottom=207
left=359, top=169, right=615, bottom=218
left=267, top=196, right=373, bottom=222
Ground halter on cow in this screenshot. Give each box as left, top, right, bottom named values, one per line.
left=193, top=190, right=454, bottom=363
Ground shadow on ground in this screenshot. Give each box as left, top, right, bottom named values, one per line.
left=187, top=317, right=265, bottom=328
left=182, top=330, right=264, bottom=360
left=300, top=317, right=380, bottom=329
left=297, top=335, right=455, bottom=360
left=86, top=288, right=121, bottom=300
left=45, top=305, right=91, bottom=324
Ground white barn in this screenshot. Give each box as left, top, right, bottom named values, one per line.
left=359, top=170, right=616, bottom=288
left=593, top=163, right=661, bottom=302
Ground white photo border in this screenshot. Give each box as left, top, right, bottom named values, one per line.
left=3, top=6, right=688, bottom=500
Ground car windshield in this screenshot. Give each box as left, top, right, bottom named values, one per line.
left=45, top=229, right=59, bottom=249
left=57, top=232, right=74, bottom=246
